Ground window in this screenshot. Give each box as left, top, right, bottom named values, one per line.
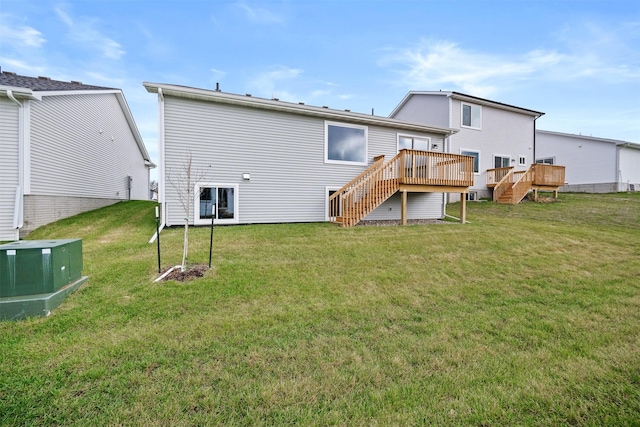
left=326, top=187, right=341, bottom=220
left=494, top=155, right=511, bottom=168
left=325, top=122, right=367, bottom=165
left=518, top=156, right=527, bottom=166
left=461, top=103, right=482, bottom=129
left=194, top=183, right=239, bottom=225
left=398, top=135, right=430, bottom=151
left=536, top=158, right=554, bottom=165
left=460, top=149, right=480, bottom=173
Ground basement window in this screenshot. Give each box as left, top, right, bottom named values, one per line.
left=194, top=183, right=239, bottom=225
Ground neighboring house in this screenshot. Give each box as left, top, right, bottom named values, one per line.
left=0, top=71, right=154, bottom=241
left=144, top=82, right=475, bottom=228
left=536, top=130, right=640, bottom=193
left=389, top=91, right=556, bottom=202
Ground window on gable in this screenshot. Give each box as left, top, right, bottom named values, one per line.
left=460, top=149, right=480, bottom=173
left=325, top=122, right=367, bottom=165
left=461, top=103, right=482, bottom=129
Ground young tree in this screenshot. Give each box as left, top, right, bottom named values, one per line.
left=166, top=152, right=209, bottom=271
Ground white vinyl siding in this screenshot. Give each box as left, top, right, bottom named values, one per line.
left=0, top=98, right=20, bottom=240
left=29, top=93, right=149, bottom=200
left=536, top=131, right=616, bottom=185
left=162, top=96, right=446, bottom=225
left=619, top=146, right=640, bottom=187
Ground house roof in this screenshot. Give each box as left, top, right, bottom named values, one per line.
left=0, top=71, right=115, bottom=91
left=390, top=90, right=544, bottom=118
left=144, top=82, right=459, bottom=136
left=537, top=129, right=640, bottom=149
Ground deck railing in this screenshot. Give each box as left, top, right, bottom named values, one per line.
left=487, top=167, right=513, bottom=187
left=532, top=164, right=566, bottom=187
left=329, top=150, right=474, bottom=226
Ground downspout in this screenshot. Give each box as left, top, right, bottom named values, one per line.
left=615, top=144, right=621, bottom=191
left=149, top=87, right=166, bottom=243
left=7, top=90, right=24, bottom=234
left=533, top=112, right=544, bottom=164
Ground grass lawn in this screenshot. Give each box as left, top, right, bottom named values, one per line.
left=1, top=193, right=639, bottom=426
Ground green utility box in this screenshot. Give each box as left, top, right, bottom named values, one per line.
left=0, top=239, right=87, bottom=320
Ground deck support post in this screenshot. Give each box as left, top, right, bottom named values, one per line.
left=401, top=190, right=407, bottom=225
left=533, top=188, right=539, bottom=202
left=460, top=193, right=466, bottom=224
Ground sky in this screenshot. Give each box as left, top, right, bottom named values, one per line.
left=1, top=0, right=639, bottom=178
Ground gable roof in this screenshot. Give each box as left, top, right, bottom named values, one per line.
left=0, top=71, right=153, bottom=166
left=390, top=91, right=544, bottom=118
left=144, top=82, right=459, bottom=136
left=0, top=71, right=114, bottom=91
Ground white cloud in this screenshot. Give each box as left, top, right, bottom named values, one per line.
left=54, top=6, right=125, bottom=60
left=381, top=20, right=640, bottom=96
left=0, top=14, right=46, bottom=48
left=237, top=2, right=284, bottom=25
left=0, top=57, right=46, bottom=75
left=247, top=66, right=303, bottom=100
left=381, top=39, right=564, bottom=97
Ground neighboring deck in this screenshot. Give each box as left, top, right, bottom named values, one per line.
left=487, top=164, right=566, bottom=204
left=329, top=150, right=474, bottom=227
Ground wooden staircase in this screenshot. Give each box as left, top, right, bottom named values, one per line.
left=329, top=150, right=474, bottom=227
left=492, top=164, right=565, bottom=204
left=329, top=154, right=399, bottom=227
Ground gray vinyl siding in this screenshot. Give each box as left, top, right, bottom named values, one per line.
left=29, top=93, right=149, bottom=200
left=163, top=96, right=444, bottom=225
left=0, top=97, right=19, bottom=241
left=391, top=95, right=450, bottom=128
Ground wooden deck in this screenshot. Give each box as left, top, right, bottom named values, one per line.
left=329, top=150, right=475, bottom=227
left=487, top=164, right=566, bottom=204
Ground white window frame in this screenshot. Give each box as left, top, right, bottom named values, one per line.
left=536, top=157, right=555, bottom=165
left=325, top=186, right=341, bottom=221
left=325, top=121, right=368, bottom=166
left=460, top=149, right=480, bottom=174
left=397, top=134, right=432, bottom=152
left=518, top=156, right=527, bottom=166
left=493, top=154, right=511, bottom=169
left=461, top=102, right=482, bottom=130
left=194, top=183, right=239, bottom=225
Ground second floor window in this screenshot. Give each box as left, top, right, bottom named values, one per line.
left=461, top=103, right=482, bottom=129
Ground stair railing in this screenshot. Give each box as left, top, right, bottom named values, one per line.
left=492, top=168, right=515, bottom=202
left=328, top=155, right=386, bottom=225
left=510, top=165, right=535, bottom=204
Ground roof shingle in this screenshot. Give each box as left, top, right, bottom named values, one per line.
left=0, top=71, right=115, bottom=91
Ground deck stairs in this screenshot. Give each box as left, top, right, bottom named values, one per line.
left=329, top=154, right=399, bottom=227
left=492, top=164, right=566, bottom=205
left=329, top=150, right=475, bottom=227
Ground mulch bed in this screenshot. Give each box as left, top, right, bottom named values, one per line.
left=160, top=264, right=209, bottom=282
